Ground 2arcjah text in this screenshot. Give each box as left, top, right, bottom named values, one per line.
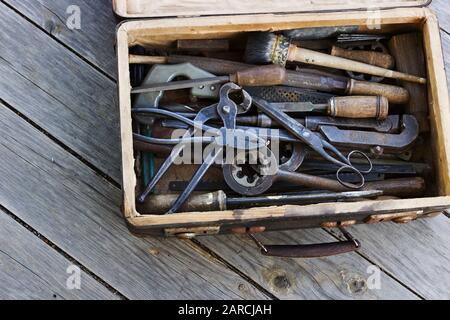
left=178, top=304, right=272, bottom=318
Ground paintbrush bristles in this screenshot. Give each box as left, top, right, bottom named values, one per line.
left=244, top=32, right=292, bottom=66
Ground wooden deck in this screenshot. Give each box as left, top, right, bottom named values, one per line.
left=0, top=0, right=449, bottom=300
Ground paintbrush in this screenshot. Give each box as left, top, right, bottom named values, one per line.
left=244, top=32, right=426, bottom=84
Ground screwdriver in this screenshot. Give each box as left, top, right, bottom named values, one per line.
left=131, top=65, right=287, bottom=94
left=136, top=190, right=383, bottom=214
left=266, top=96, right=389, bottom=120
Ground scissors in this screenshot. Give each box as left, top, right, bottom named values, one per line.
left=250, top=96, right=372, bottom=189
left=133, top=83, right=263, bottom=214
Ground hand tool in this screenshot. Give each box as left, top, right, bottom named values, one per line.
left=223, top=146, right=368, bottom=195
left=133, top=63, right=223, bottom=186
left=251, top=96, right=372, bottom=181
left=331, top=44, right=394, bottom=69
left=136, top=83, right=266, bottom=214
left=388, top=33, right=429, bottom=132
left=245, top=86, right=335, bottom=104
left=318, top=114, right=419, bottom=151
left=168, top=172, right=386, bottom=193
left=157, top=115, right=406, bottom=155
left=136, top=189, right=383, bottom=214
left=337, top=34, right=388, bottom=43
left=176, top=39, right=229, bottom=52
left=298, top=159, right=431, bottom=176
left=159, top=98, right=391, bottom=127
left=244, top=32, right=426, bottom=84
left=282, top=26, right=365, bottom=40
left=129, top=55, right=409, bottom=104
left=131, top=65, right=287, bottom=94
left=134, top=63, right=221, bottom=126
left=331, top=43, right=395, bottom=82
left=252, top=96, right=389, bottom=120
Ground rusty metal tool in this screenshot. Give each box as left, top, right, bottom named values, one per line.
left=168, top=172, right=386, bottom=193
left=232, top=115, right=401, bottom=132
left=129, top=55, right=409, bottom=104
left=251, top=96, right=372, bottom=186
left=136, top=189, right=383, bottom=214
left=131, top=65, right=287, bottom=94
left=254, top=96, right=389, bottom=120
left=135, top=83, right=265, bottom=214
left=223, top=145, right=370, bottom=195
left=318, top=114, right=419, bottom=151
left=299, top=160, right=431, bottom=176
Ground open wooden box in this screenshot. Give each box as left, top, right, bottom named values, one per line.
left=115, top=0, right=450, bottom=241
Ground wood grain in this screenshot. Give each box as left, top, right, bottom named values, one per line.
left=198, top=230, right=419, bottom=299
left=0, top=210, right=119, bottom=300
left=3, top=0, right=117, bottom=77
left=0, top=102, right=267, bottom=300
left=112, top=0, right=429, bottom=18
left=328, top=215, right=450, bottom=300
left=0, top=3, right=121, bottom=181
left=430, top=0, right=450, bottom=33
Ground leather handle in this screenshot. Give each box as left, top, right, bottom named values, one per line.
left=249, top=228, right=360, bottom=258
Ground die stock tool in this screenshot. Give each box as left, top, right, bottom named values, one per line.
left=128, top=30, right=429, bottom=223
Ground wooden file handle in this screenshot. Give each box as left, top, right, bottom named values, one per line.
left=331, top=46, right=395, bottom=69
left=329, top=96, right=389, bottom=120
left=289, top=46, right=426, bottom=84
left=346, top=79, right=410, bottom=105
left=229, top=64, right=287, bottom=86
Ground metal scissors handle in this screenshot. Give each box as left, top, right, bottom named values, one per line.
left=251, top=96, right=372, bottom=188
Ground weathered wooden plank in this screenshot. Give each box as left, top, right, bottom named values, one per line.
left=0, top=102, right=267, bottom=300
left=327, top=215, right=450, bottom=300
left=199, top=230, right=418, bottom=299
left=0, top=210, right=119, bottom=300
left=430, top=0, right=450, bottom=33
left=441, top=31, right=450, bottom=86
left=0, top=3, right=121, bottom=181
left=3, top=0, right=117, bottom=77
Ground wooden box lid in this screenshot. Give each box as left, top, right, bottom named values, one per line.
left=112, top=0, right=431, bottom=19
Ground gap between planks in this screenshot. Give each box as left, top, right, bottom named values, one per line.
left=1, top=0, right=448, bottom=299
left=323, top=228, right=425, bottom=299
left=0, top=0, right=117, bottom=82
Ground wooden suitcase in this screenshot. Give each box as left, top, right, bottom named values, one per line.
left=113, top=0, right=450, bottom=256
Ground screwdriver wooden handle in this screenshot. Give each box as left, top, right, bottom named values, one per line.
left=346, top=79, right=409, bottom=105
left=229, top=64, right=287, bottom=86
left=331, top=46, right=395, bottom=69
left=289, top=46, right=426, bottom=84
left=328, top=96, right=389, bottom=120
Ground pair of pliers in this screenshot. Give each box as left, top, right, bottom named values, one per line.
left=133, top=83, right=260, bottom=213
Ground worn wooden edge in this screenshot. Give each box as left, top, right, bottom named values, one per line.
left=112, top=0, right=430, bottom=19
left=423, top=10, right=450, bottom=195
left=127, top=197, right=450, bottom=228
left=117, top=8, right=450, bottom=231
